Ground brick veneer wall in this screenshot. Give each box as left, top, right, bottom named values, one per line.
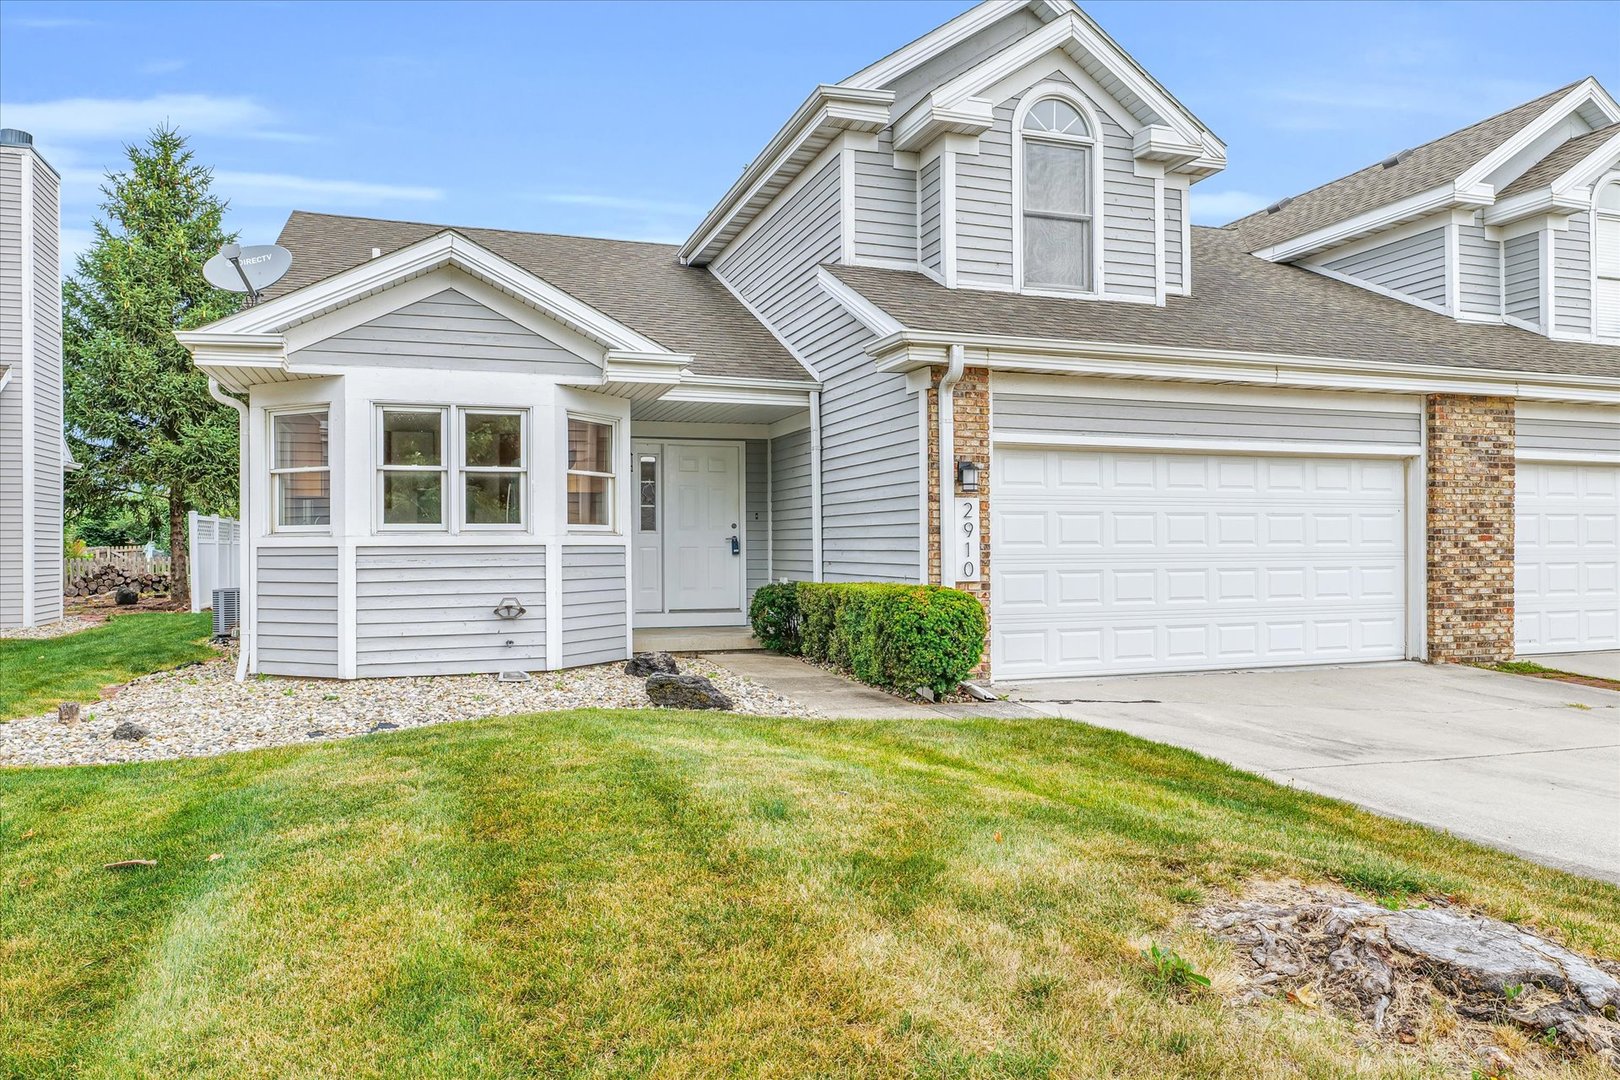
left=1426, top=394, right=1515, bottom=664
left=926, top=365, right=992, bottom=675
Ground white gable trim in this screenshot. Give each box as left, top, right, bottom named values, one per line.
left=906, top=11, right=1222, bottom=172
left=195, top=231, right=678, bottom=358
left=1459, top=78, right=1620, bottom=195
left=278, top=268, right=609, bottom=365
left=840, top=0, right=1069, bottom=90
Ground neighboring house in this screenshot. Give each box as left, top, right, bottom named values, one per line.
left=0, top=128, right=71, bottom=630
left=178, top=0, right=1620, bottom=682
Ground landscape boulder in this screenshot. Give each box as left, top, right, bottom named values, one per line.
left=625, top=651, right=679, bottom=678
left=114, top=586, right=139, bottom=606
left=110, top=721, right=148, bottom=741
left=645, top=673, right=732, bottom=710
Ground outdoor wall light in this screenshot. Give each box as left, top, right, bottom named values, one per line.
left=957, top=458, right=981, bottom=493
left=493, top=597, right=527, bottom=619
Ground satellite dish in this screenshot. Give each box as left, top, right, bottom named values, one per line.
left=204, top=243, right=291, bottom=301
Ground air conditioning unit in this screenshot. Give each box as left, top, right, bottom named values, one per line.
left=212, top=587, right=241, bottom=638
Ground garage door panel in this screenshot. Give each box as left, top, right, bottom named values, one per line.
left=991, top=445, right=1409, bottom=677
left=1515, top=462, right=1620, bottom=654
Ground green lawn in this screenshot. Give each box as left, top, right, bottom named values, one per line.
left=3, top=710, right=1616, bottom=1079
left=0, top=612, right=215, bottom=721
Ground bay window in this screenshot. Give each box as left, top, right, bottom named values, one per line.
left=462, top=410, right=526, bottom=526
left=270, top=409, right=330, bottom=530
left=567, top=417, right=615, bottom=527
left=379, top=407, right=446, bottom=527
left=1020, top=95, right=1095, bottom=293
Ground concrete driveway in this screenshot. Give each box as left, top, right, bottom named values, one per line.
left=1528, top=650, right=1620, bottom=681
left=1000, top=663, right=1620, bottom=882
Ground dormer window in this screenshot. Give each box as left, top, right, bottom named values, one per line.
left=1019, top=95, right=1096, bottom=293
left=1596, top=178, right=1620, bottom=340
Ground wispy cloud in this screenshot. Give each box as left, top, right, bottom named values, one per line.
left=1260, top=71, right=1554, bottom=133
left=0, top=93, right=306, bottom=142
left=530, top=192, right=706, bottom=216
left=1189, top=189, right=1273, bottom=225
left=212, top=171, right=443, bottom=206
left=138, top=59, right=186, bottom=76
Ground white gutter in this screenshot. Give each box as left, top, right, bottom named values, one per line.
left=936, top=343, right=966, bottom=588
left=207, top=378, right=252, bottom=682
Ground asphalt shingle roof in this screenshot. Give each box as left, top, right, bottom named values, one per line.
left=829, top=225, right=1620, bottom=380
left=267, top=211, right=810, bottom=383
left=1231, top=82, right=1581, bottom=252
left=1497, top=123, right=1620, bottom=199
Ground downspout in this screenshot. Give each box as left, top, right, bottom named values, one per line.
left=936, top=343, right=965, bottom=588
left=809, top=390, right=824, bottom=581
left=207, top=378, right=251, bottom=682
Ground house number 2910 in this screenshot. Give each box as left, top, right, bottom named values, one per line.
left=955, top=498, right=981, bottom=582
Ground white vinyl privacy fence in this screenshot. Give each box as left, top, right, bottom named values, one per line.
left=188, top=512, right=241, bottom=612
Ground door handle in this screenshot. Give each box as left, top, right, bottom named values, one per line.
left=729, top=535, right=741, bottom=555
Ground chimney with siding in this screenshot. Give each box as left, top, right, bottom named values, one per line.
left=0, top=128, right=67, bottom=628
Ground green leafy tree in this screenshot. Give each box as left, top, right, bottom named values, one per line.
left=63, top=127, right=241, bottom=607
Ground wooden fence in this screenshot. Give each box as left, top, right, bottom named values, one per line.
left=64, top=545, right=172, bottom=585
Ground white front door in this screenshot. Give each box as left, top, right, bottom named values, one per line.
left=991, top=448, right=1408, bottom=678
left=1515, top=462, right=1620, bottom=653
left=665, top=443, right=744, bottom=613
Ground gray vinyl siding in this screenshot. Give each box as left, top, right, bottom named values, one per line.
left=712, top=153, right=921, bottom=584
left=919, top=158, right=943, bottom=275
left=745, top=439, right=768, bottom=597
left=993, top=394, right=1423, bottom=447
left=560, top=545, right=628, bottom=667
left=256, top=547, right=339, bottom=677
left=852, top=130, right=916, bottom=264
left=954, top=74, right=1158, bottom=296
left=30, top=154, right=61, bottom=622
left=354, top=545, right=545, bottom=677
left=1516, top=415, right=1620, bottom=456
left=1554, top=212, right=1592, bottom=336
left=292, top=287, right=600, bottom=376
left=1321, top=227, right=1447, bottom=308
left=1504, top=232, right=1542, bottom=324
left=1163, top=184, right=1185, bottom=293
left=1457, top=223, right=1500, bottom=317
left=879, top=6, right=1046, bottom=115
left=0, top=148, right=24, bottom=626
left=957, top=98, right=1014, bottom=285
left=769, top=427, right=813, bottom=580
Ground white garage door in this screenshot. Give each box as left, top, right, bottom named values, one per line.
left=992, top=448, right=1408, bottom=679
left=1515, top=462, right=1620, bottom=654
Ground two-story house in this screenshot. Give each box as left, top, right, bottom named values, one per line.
left=179, top=0, right=1620, bottom=682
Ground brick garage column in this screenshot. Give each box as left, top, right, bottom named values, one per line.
left=926, top=365, right=992, bottom=674
left=1425, top=394, right=1515, bottom=663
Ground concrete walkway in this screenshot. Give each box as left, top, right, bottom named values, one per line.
left=1000, top=662, right=1620, bottom=883
left=1527, top=650, right=1620, bottom=682
left=708, top=652, right=1036, bottom=720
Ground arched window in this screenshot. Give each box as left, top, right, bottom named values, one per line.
left=1020, top=95, right=1095, bottom=292
left=1597, top=178, right=1620, bottom=339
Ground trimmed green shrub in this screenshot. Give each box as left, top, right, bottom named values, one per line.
left=748, top=580, right=988, bottom=697
left=747, top=582, right=802, bottom=653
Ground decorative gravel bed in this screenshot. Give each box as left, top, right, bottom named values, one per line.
left=0, top=649, right=816, bottom=768
left=0, top=615, right=105, bottom=642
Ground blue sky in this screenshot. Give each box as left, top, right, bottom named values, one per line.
left=3, top=0, right=1617, bottom=270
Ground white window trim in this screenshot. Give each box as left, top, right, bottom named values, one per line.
left=267, top=406, right=331, bottom=534
left=458, top=407, right=529, bottom=532
left=1593, top=174, right=1620, bottom=343
left=1012, top=83, right=1105, bottom=298
left=566, top=413, right=620, bottom=533
left=376, top=405, right=449, bottom=533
